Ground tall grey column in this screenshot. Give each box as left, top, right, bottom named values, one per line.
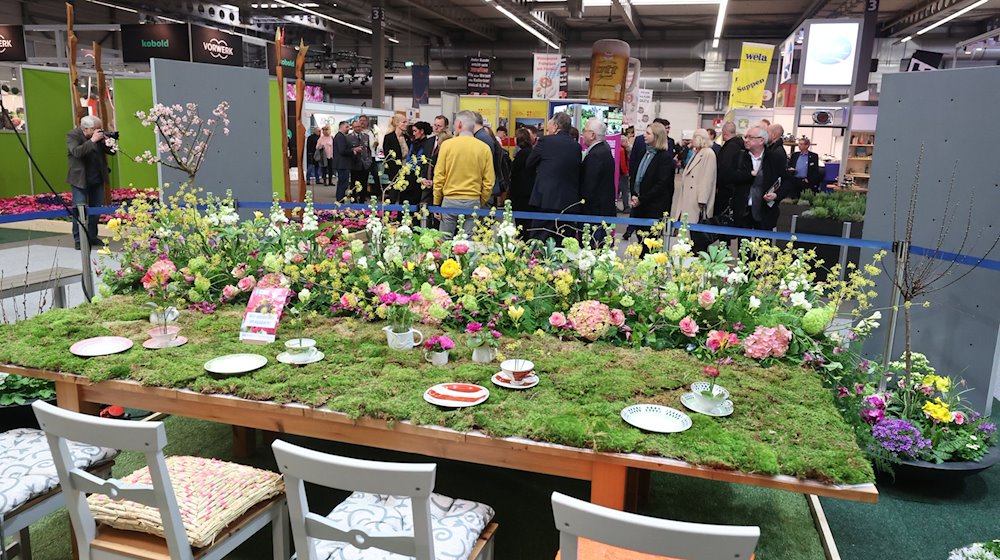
left=853, top=0, right=878, bottom=95
left=371, top=0, right=386, bottom=109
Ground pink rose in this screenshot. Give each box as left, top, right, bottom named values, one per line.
left=697, top=289, right=716, bottom=309
left=291, top=253, right=305, bottom=264
left=373, top=283, right=391, bottom=297
left=549, top=312, right=568, bottom=328
left=453, top=241, right=470, bottom=255
left=703, top=365, right=720, bottom=378
left=341, top=251, right=353, bottom=263
left=221, top=285, right=240, bottom=302
left=316, top=235, right=330, bottom=246
left=953, top=412, right=966, bottom=425
left=231, top=263, right=247, bottom=279
left=679, top=316, right=699, bottom=337
left=236, top=276, right=256, bottom=292
left=609, top=309, right=625, bottom=327
left=472, top=266, right=492, bottom=283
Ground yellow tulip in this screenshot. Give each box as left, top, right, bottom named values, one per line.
left=440, top=258, right=462, bottom=279
left=508, top=305, right=524, bottom=323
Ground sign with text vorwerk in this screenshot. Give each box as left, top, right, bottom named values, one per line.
left=0, top=25, right=27, bottom=62
left=466, top=56, right=492, bottom=95
left=268, top=43, right=298, bottom=76
left=121, top=23, right=191, bottom=63
left=190, top=25, right=244, bottom=66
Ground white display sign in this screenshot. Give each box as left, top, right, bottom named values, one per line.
left=532, top=53, right=563, bottom=100
left=635, top=88, right=653, bottom=126
left=802, top=21, right=860, bottom=86
left=779, top=38, right=795, bottom=84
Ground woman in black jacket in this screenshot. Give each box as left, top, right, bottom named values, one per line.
left=509, top=128, right=537, bottom=236
left=629, top=122, right=674, bottom=245
left=382, top=114, right=410, bottom=202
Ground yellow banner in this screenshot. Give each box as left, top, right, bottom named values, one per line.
left=728, top=68, right=742, bottom=109
left=729, top=42, right=774, bottom=109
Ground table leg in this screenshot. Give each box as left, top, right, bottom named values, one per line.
left=55, top=381, right=100, bottom=415
left=624, top=468, right=652, bottom=512
left=590, top=462, right=628, bottom=510
left=232, top=426, right=257, bottom=458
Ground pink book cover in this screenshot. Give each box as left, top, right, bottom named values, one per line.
left=239, top=287, right=291, bottom=344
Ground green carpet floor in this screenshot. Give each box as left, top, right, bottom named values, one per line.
left=19, top=415, right=826, bottom=560
left=0, top=228, right=61, bottom=244
left=821, top=399, right=1000, bottom=560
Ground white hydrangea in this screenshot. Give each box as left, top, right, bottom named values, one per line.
left=383, top=244, right=402, bottom=264
left=497, top=222, right=517, bottom=239
left=577, top=250, right=596, bottom=271
left=726, top=268, right=748, bottom=285
left=670, top=240, right=691, bottom=256
left=357, top=256, right=368, bottom=269
left=396, top=224, right=412, bottom=237
left=790, top=291, right=812, bottom=310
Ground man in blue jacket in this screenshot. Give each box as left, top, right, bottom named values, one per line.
left=526, top=112, right=581, bottom=242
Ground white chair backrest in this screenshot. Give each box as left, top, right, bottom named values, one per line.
left=551, top=492, right=760, bottom=560
left=271, top=439, right=437, bottom=560
left=32, top=401, right=193, bottom=560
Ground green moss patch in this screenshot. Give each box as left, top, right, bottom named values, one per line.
left=0, top=296, right=873, bottom=484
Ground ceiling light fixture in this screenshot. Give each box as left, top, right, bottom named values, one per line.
left=711, top=0, right=727, bottom=49
left=272, top=0, right=371, bottom=35
left=157, top=15, right=186, bottom=24
left=84, top=0, right=138, bottom=14
left=583, top=0, right=719, bottom=5
left=491, top=2, right=560, bottom=50
left=917, top=0, right=989, bottom=36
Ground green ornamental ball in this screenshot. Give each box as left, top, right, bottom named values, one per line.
left=801, top=305, right=836, bottom=336
left=662, top=302, right=686, bottom=322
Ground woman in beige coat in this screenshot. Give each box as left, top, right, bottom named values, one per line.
left=672, top=128, right=718, bottom=223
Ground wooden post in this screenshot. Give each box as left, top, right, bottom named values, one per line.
left=294, top=39, right=309, bottom=202
left=275, top=29, right=291, bottom=202
left=66, top=3, right=86, bottom=125
left=94, top=41, right=114, bottom=205
left=590, top=462, right=628, bottom=510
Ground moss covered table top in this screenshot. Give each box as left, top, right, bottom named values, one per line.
left=0, top=297, right=876, bottom=506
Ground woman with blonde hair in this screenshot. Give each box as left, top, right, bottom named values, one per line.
left=672, top=128, right=717, bottom=225
left=316, top=126, right=334, bottom=186
left=629, top=122, right=675, bottom=222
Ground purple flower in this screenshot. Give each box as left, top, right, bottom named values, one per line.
left=979, top=421, right=997, bottom=436
left=871, top=418, right=932, bottom=460
left=837, top=386, right=850, bottom=398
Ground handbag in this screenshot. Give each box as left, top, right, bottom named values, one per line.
left=691, top=207, right=734, bottom=249
left=313, top=148, right=324, bottom=164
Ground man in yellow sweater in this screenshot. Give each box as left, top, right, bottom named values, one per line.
left=433, top=110, right=495, bottom=237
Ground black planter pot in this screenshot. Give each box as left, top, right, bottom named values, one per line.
left=887, top=446, right=1000, bottom=483
left=776, top=203, right=810, bottom=232
left=0, top=399, right=56, bottom=432
left=790, top=217, right=864, bottom=281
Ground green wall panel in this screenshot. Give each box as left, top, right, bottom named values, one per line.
left=270, top=79, right=283, bottom=198
left=111, top=77, right=158, bottom=190
left=0, top=134, right=32, bottom=198
left=22, top=68, right=75, bottom=193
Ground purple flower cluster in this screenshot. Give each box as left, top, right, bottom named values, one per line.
left=859, top=394, right=887, bottom=425
left=871, top=418, right=932, bottom=459
left=980, top=421, right=997, bottom=436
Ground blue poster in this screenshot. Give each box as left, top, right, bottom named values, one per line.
left=412, top=64, right=430, bottom=108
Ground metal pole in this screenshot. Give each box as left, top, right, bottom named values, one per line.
left=77, top=204, right=94, bottom=302
left=879, top=240, right=908, bottom=393
left=790, top=214, right=798, bottom=234
left=838, top=221, right=852, bottom=282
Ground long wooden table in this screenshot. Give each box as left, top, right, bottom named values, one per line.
left=3, top=363, right=878, bottom=510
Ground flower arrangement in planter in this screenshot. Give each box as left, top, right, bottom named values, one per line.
left=838, top=353, right=997, bottom=470
left=466, top=322, right=500, bottom=363
left=423, top=335, right=455, bottom=366
left=950, top=540, right=1000, bottom=560
left=142, top=257, right=181, bottom=348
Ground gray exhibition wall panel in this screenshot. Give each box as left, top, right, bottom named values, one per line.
left=862, top=65, right=1000, bottom=412
left=151, top=58, right=271, bottom=205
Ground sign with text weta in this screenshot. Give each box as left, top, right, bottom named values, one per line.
left=191, top=25, right=243, bottom=66
left=121, top=23, right=190, bottom=63
left=0, top=25, right=27, bottom=62
left=267, top=43, right=297, bottom=76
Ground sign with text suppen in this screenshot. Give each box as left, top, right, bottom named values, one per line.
left=466, top=56, right=492, bottom=95
left=190, top=25, right=243, bottom=66
left=0, top=25, right=27, bottom=62
left=121, top=23, right=191, bottom=63
left=729, top=42, right=774, bottom=109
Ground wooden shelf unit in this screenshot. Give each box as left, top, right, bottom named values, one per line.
left=845, top=132, right=875, bottom=188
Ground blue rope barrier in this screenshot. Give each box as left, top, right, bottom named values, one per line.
left=0, top=209, right=72, bottom=224
left=909, top=245, right=1000, bottom=272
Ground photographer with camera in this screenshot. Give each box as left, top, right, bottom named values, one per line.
left=67, top=115, right=116, bottom=250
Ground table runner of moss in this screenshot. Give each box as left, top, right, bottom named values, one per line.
left=0, top=296, right=874, bottom=485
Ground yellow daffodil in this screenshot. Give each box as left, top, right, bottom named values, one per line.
left=508, top=305, right=524, bottom=323
left=440, top=258, right=462, bottom=279
left=643, top=237, right=663, bottom=250
left=652, top=253, right=668, bottom=266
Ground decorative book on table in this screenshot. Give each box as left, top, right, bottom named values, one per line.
left=239, top=287, right=290, bottom=344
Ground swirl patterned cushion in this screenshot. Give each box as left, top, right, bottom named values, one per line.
left=0, top=428, right=117, bottom=517
left=313, top=491, right=495, bottom=560
left=87, top=456, right=284, bottom=548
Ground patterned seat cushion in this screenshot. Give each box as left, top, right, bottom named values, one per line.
left=0, top=428, right=118, bottom=518
left=87, top=456, right=284, bottom=548
left=313, top=491, right=495, bottom=560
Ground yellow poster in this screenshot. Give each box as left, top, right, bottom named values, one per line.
left=458, top=95, right=498, bottom=129
left=728, top=68, right=743, bottom=109
left=729, top=42, right=774, bottom=109
left=510, top=99, right=549, bottom=135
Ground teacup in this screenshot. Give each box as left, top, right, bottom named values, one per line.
left=285, top=338, right=317, bottom=357
left=500, top=359, right=535, bottom=385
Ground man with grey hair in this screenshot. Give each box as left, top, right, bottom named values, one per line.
left=66, top=115, right=114, bottom=250
left=472, top=111, right=505, bottom=205
left=580, top=118, right=616, bottom=246
left=433, top=110, right=494, bottom=237
left=716, top=121, right=745, bottom=218
left=526, top=111, right=581, bottom=242
left=741, top=125, right=791, bottom=231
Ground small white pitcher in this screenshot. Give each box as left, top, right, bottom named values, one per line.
left=471, top=346, right=494, bottom=364
left=425, top=350, right=449, bottom=367
left=383, top=326, right=424, bottom=351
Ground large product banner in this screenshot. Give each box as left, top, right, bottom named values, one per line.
left=411, top=64, right=430, bottom=107
left=0, top=25, right=27, bottom=62
left=532, top=53, right=568, bottom=100
left=190, top=25, right=244, bottom=67
left=458, top=96, right=497, bottom=128
left=730, top=42, right=774, bottom=109
left=587, top=39, right=629, bottom=107
left=634, top=88, right=653, bottom=127
left=622, top=57, right=641, bottom=126
left=467, top=56, right=493, bottom=96
left=121, top=23, right=191, bottom=63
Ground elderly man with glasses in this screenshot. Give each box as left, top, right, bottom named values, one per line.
left=734, top=125, right=791, bottom=232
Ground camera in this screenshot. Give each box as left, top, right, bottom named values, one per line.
left=104, top=130, right=121, bottom=140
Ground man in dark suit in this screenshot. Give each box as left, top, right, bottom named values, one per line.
left=66, top=115, right=114, bottom=250
left=347, top=120, right=373, bottom=201
left=715, top=121, right=745, bottom=218
left=787, top=137, right=823, bottom=196
left=332, top=121, right=353, bottom=201
left=745, top=126, right=793, bottom=231
left=526, top=112, right=581, bottom=242
left=580, top=118, right=616, bottom=246
left=305, top=127, right=320, bottom=185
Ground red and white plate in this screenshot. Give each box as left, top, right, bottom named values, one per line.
left=70, top=336, right=134, bottom=357
left=423, top=383, right=489, bottom=408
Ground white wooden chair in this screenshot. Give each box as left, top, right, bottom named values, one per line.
left=271, top=439, right=498, bottom=560
left=32, top=401, right=290, bottom=560
left=551, top=492, right=759, bottom=560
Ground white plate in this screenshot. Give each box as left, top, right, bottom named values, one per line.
left=143, top=336, right=188, bottom=350
left=690, top=381, right=729, bottom=400
left=680, top=393, right=734, bottom=417
left=423, top=383, right=489, bottom=408
left=204, top=354, right=268, bottom=376
left=277, top=350, right=325, bottom=365
left=70, top=336, right=134, bottom=357
left=620, top=404, right=692, bottom=433
left=491, top=371, right=538, bottom=390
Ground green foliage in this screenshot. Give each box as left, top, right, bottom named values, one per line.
left=792, top=191, right=867, bottom=222
left=0, top=372, right=55, bottom=405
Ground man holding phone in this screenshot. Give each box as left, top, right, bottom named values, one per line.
left=66, top=115, right=114, bottom=250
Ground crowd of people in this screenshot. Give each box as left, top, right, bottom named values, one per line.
left=297, top=110, right=825, bottom=244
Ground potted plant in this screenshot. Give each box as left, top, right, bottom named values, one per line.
left=142, top=257, right=181, bottom=348
left=0, top=372, right=55, bottom=431
left=423, top=335, right=455, bottom=366
left=780, top=190, right=867, bottom=280
left=690, top=329, right=739, bottom=409
left=465, top=322, right=500, bottom=363
left=380, top=291, right=423, bottom=351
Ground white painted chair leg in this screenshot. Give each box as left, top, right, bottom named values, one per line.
left=272, top=500, right=291, bottom=560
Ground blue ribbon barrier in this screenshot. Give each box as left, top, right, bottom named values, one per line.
left=0, top=209, right=73, bottom=224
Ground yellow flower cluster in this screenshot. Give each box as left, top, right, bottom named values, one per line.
left=920, top=374, right=951, bottom=393
left=440, top=259, right=461, bottom=279
left=553, top=269, right=574, bottom=297
left=922, top=398, right=952, bottom=423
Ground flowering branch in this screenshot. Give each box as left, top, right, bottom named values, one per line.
left=134, top=101, right=231, bottom=185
